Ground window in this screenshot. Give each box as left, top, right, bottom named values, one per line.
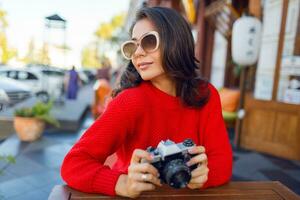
left=18, top=71, right=29, bottom=80
left=25, top=72, right=38, bottom=80
left=0, top=71, right=7, bottom=77
left=8, top=71, right=17, bottom=79
left=42, top=70, right=64, bottom=77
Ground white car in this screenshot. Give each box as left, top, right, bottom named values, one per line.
left=0, top=77, right=32, bottom=107
left=0, top=89, right=9, bottom=111
left=0, top=67, right=64, bottom=102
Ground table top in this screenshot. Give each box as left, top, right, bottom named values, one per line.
left=48, top=181, right=300, bottom=200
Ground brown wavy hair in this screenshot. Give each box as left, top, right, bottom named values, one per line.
left=112, top=6, right=210, bottom=108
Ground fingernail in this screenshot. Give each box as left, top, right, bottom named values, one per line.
left=186, top=161, right=191, bottom=166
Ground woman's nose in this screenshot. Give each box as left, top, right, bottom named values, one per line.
left=133, top=44, right=146, bottom=57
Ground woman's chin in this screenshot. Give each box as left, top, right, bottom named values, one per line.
left=140, top=73, right=152, bottom=81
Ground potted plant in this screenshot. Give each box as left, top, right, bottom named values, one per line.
left=14, top=101, right=59, bottom=141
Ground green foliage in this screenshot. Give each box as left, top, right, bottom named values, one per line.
left=0, top=8, right=18, bottom=64
left=0, top=155, right=16, bottom=164
left=0, top=155, right=15, bottom=176
left=81, top=46, right=102, bottom=68
left=94, top=13, right=125, bottom=40
left=14, top=101, right=60, bottom=127
left=82, top=12, right=126, bottom=68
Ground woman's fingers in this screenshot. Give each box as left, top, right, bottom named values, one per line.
left=191, top=165, right=209, bottom=178
left=189, top=174, right=208, bottom=184
left=129, top=163, right=159, bottom=177
left=187, top=146, right=207, bottom=167
left=128, top=172, right=162, bottom=186
left=187, top=153, right=207, bottom=167
left=184, top=145, right=209, bottom=189
left=130, top=149, right=152, bottom=164
left=188, top=146, right=205, bottom=155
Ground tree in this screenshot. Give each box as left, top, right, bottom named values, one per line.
left=22, top=38, right=36, bottom=64
left=95, top=22, right=114, bottom=40
left=0, top=9, right=8, bottom=29
left=111, top=13, right=126, bottom=29
left=0, top=32, right=17, bottom=64
left=81, top=12, right=126, bottom=69
left=95, top=13, right=125, bottom=40
left=0, top=8, right=17, bottom=64
left=36, top=43, right=51, bottom=65
left=81, top=44, right=101, bottom=68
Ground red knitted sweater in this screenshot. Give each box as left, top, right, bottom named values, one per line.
left=61, top=81, right=232, bottom=196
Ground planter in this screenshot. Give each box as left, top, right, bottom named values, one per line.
left=14, top=117, right=45, bottom=141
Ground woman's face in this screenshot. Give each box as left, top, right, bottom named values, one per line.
left=131, top=19, right=165, bottom=82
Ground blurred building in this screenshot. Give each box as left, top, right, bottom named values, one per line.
left=125, top=0, right=300, bottom=160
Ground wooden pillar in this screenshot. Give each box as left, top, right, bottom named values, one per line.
left=223, top=37, right=240, bottom=88
left=195, top=0, right=206, bottom=63
left=272, top=0, right=289, bottom=100
left=202, top=23, right=214, bottom=79
left=294, top=4, right=300, bottom=55
left=234, top=66, right=249, bottom=146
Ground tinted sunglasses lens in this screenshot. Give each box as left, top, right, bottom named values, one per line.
left=141, top=34, right=157, bottom=52
left=123, top=42, right=137, bottom=59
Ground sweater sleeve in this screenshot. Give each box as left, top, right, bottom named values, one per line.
left=201, top=85, right=233, bottom=188
left=61, top=91, right=137, bottom=196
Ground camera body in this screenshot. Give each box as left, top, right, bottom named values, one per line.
left=142, top=139, right=197, bottom=188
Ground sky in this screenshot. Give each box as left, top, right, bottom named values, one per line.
left=0, top=0, right=130, bottom=67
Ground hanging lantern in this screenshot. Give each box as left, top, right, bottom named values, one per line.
left=232, top=16, right=262, bottom=66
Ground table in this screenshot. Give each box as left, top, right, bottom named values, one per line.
left=48, top=181, right=300, bottom=200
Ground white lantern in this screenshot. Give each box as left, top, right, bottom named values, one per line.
left=232, top=16, right=262, bottom=66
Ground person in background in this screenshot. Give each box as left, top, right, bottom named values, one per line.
left=92, top=66, right=112, bottom=119
left=65, top=66, right=81, bottom=100
left=61, top=7, right=232, bottom=198
left=97, top=59, right=112, bottom=81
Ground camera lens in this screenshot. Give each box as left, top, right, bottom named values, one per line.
left=163, top=159, right=191, bottom=188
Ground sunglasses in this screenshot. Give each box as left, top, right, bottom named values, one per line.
left=121, top=31, right=160, bottom=60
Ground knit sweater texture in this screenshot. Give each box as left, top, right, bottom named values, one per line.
left=61, top=81, right=232, bottom=196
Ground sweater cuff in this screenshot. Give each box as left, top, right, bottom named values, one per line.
left=92, top=167, right=124, bottom=196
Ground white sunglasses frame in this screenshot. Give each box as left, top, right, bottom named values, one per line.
left=121, top=31, right=160, bottom=60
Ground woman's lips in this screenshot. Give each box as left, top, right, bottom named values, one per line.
left=138, top=62, right=153, bottom=70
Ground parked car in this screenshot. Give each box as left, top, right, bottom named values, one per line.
left=0, top=89, right=9, bottom=111
left=0, top=67, right=64, bottom=102
left=0, top=77, right=32, bottom=107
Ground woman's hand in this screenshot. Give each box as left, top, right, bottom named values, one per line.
left=186, top=146, right=209, bottom=189
left=115, top=149, right=162, bottom=198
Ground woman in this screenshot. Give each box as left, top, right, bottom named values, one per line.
left=61, top=7, right=232, bottom=198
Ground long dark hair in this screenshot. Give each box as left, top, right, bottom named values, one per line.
left=113, top=6, right=210, bottom=108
